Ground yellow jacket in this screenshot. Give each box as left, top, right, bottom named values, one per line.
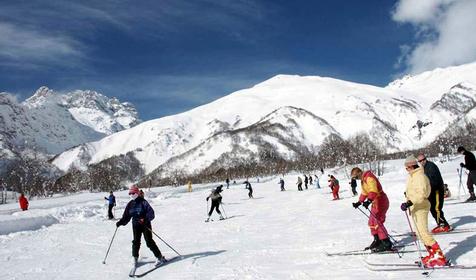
left=405, top=167, right=431, bottom=212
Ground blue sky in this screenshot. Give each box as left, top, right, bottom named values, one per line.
left=1, top=0, right=474, bottom=120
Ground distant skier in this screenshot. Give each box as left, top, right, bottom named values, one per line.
left=187, top=181, right=192, bottom=192
left=304, top=175, right=308, bottom=190
left=351, top=167, right=392, bottom=252
left=279, top=178, right=285, bottom=191
left=457, top=146, right=476, bottom=202
left=104, top=191, right=116, bottom=219
left=19, top=192, right=28, bottom=211
left=309, top=175, right=313, bottom=185
left=226, top=178, right=230, bottom=189
left=116, top=186, right=167, bottom=267
left=244, top=181, right=253, bottom=198
left=349, top=177, right=358, bottom=196
left=328, top=175, right=340, bottom=200
left=206, top=185, right=224, bottom=222
left=314, top=174, right=321, bottom=189
left=401, top=155, right=447, bottom=268
left=417, top=153, right=451, bottom=233
left=296, top=176, right=303, bottom=191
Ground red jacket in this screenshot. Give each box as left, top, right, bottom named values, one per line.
left=19, top=195, right=29, bottom=210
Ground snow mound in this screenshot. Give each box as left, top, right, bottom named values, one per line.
left=0, top=214, right=59, bottom=235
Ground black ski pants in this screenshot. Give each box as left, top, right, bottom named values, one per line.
left=467, top=170, right=476, bottom=194
left=132, top=224, right=163, bottom=258
left=107, top=204, right=114, bottom=219
left=297, top=183, right=303, bottom=191
left=248, top=189, right=253, bottom=198
left=208, top=201, right=221, bottom=216
left=429, top=188, right=449, bottom=227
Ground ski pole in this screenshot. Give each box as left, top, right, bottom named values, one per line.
left=220, top=202, right=228, bottom=219
left=206, top=199, right=209, bottom=216
left=357, top=207, right=399, bottom=245
left=102, top=227, right=119, bottom=264
left=147, top=227, right=182, bottom=257
left=404, top=210, right=427, bottom=271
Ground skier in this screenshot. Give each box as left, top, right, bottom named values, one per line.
left=19, top=192, right=28, bottom=211
left=226, top=178, right=230, bottom=189
left=279, top=178, right=285, bottom=191
left=417, top=153, right=451, bottom=233
left=351, top=167, right=392, bottom=252
left=457, top=146, right=476, bottom=202
left=116, top=186, right=167, bottom=266
left=104, top=191, right=116, bottom=219
left=309, top=175, right=313, bottom=185
left=304, top=175, right=308, bottom=190
left=349, top=177, right=358, bottom=196
left=328, top=175, right=340, bottom=200
left=296, top=176, right=303, bottom=191
left=206, top=185, right=224, bottom=221
left=187, top=181, right=192, bottom=192
left=244, top=181, right=253, bottom=198
left=314, top=174, right=321, bottom=189
left=401, top=155, right=447, bottom=268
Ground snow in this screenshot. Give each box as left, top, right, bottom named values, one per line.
left=2, top=155, right=476, bottom=279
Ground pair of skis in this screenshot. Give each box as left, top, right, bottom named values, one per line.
left=129, top=256, right=180, bottom=277
left=364, top=259, right=476, bottom=273
left=325, top=245, right=417, bottom=257
left=392, top=226, right=476, bottom=238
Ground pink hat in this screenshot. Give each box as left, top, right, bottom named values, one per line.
left=129, top=185, right=140, bottom=195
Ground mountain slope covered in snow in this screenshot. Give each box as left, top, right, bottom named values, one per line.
left=52, top=62, right=476, bottom=180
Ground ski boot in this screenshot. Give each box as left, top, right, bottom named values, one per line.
left=371, top=238, right=393, bottom=253
left=431, top=224, right=451, bottom=233
left=219, top=214, right=225, bottom=220
left=155, top=256, right=167, bottom=266
left=132, top=257, right=138, bottom=267
left=422, top=242, right=447, bottom=268
left=365, top=234, right=381, bottom=251
left=205, top=216, right=211, bottom=222
left=465, top=192, right=476, bottom=202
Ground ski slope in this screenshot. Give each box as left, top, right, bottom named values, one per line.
left=1, top=155, right=476, bottom=279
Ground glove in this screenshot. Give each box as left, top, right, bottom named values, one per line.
left=400, top=200, right=413, bottom=211
left=352, top=201, right=361, bottom=208
left=116, top=221, right=122, bottom=227
left=362, top=200, right=372, bottom=209
left=206, top=197, right=209, bottom=201
left=460, top=162, right=465, bottom=168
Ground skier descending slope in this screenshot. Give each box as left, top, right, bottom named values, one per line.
left=351, top=167, right=392, bottom=252
left=206, top=185, right=224, bottom=222
left=401, top=155, right=447, bottom=268
left=116, top=186, right=167, bottom=267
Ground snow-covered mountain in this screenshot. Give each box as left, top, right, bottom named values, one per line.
left=0, top=87, right=141, bottom=160
left=52, top=62, right=476, bottom=179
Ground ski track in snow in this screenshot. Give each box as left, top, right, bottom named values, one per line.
left=1, top=157, right=476, bottom=279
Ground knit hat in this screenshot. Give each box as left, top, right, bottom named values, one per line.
left=457, top=146, right=465, bottom=153
left=129, top=185, right=140, bottom=195
left=404, top=155, right=417, bottom=165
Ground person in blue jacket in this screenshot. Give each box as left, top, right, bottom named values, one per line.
left=104, top=191, right=116, bottom=219
left=116, top=186, right=166, bottom=266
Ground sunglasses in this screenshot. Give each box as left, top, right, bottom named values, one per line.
left=418, top=158, right=426, bottom=163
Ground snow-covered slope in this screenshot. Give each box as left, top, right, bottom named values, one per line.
left=53, top=62, right=476, bottom=178
left=1, top=156, right=476, bottom=279
left=0, top=87, right=141, bottom=162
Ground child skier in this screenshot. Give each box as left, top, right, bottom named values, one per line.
left=206, top=185, right=224, bottom=221
left=328, top=175, right=340, bottom=200
left=279, top=178, right=285, bottom=191
left=116, top=186, right=166, bottom=266
left=296, top=176, right=303, bottom=191
left=19, top=192, right=29, bottom=211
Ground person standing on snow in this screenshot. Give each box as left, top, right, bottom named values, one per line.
left=304, top=175, right=309, bottom=190
left=226, top=178, right=230, bottom=189
left=314, top=174, right=321, bottom=189
left=350, top=177, right=358, bottom=196
left=104, top=191, right=116, bottom=219
left=417, top=153, right=451, bottom=233
left=328, top=175, right=340, bottom=200
left=187, top=181, right=193, bottom=192
left=244, top=181, right=254, bottom=198
left=401, top=155, right=447, bottom=268
left=116, top=186, right=166, bottom=266
left=309, top=174, right=313, bottom=185
left=206, top=185, right=224, bottom=221
left=296, top=176, right=303, bottom=191
left=19, top=192, right=29, bottom=211
left=457, top=146, right=476, bottom=202
left=351, top=167, right=392, bottom=252
left=279, top=178, right=285, bottom=191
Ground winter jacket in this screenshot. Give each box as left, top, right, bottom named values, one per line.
left=405, top=167, right=431, bottom=212
left=359, top=171, right=385, bottom=202
left=297, top=177, right=302, bottom=184
left=329, top=178, right=339, bottom=189
left=19, top=195, right=28, bottom=210
left=207, top=190, right=222, bottom=203
left=105, top=194, right=116, bottom=206
left=117, top=197, right=155, bottom=227
left=462, top=150, right=476, bottom=171
left=423, top=160, right=444, bottom=191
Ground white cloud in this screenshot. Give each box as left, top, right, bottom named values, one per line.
left=0, top=23, right=85, bottom=68
left=392, top=0, right=476, bottom=74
